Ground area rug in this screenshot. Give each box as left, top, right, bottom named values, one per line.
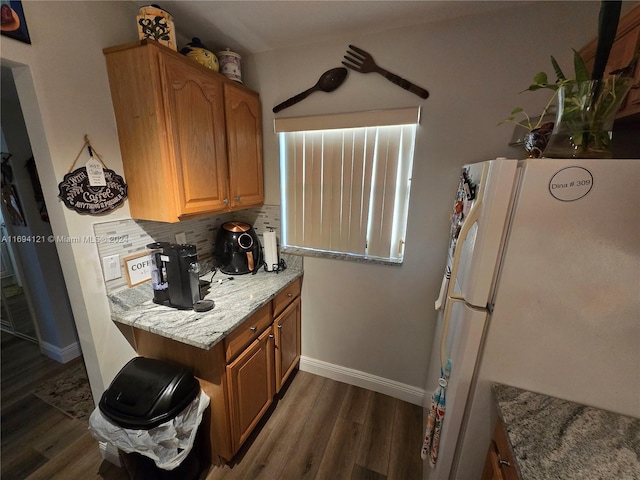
left=32, top=361, right=94, bottom=423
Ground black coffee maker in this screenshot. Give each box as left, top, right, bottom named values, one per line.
left=164, top=244, right=201, bottom=309
left=147, top=242, right=201, bottom=309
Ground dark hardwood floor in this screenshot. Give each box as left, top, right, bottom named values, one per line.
left=205, top=370, right=424, bottom=480
left=0, top=331, right=127, bottom=480
left=1, top=332, right=424, bottom=479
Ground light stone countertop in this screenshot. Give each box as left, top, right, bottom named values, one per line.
left=108, top=255, right=303, bottom=350
left=493, top=384, right=640, bottom=480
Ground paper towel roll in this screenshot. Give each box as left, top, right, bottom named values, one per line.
left=263, top=230, right=278, bottom=271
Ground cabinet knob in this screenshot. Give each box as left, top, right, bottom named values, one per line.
left=223, top=198, right=230, bottom=205
left=250, top=326, right=257, bottom=333
left=498, top=457, right=511, bottom=467
left=234, top=195, right=241, bottom=202
left=277, top=324, right=283, bottom=330
left=269, top=334, right=274, bottom=339
left=287, top=293, right=293, bottom=297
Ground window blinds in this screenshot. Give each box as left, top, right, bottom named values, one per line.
left=276, top=108, right=419, bottom=263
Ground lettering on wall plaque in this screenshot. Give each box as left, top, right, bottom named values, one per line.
left=548, top=166, right=593, bottom=202
left=58, top=167, right=127, bottom=215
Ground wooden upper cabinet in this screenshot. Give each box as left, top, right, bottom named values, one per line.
left=159, top=52, right=230, bottom=217
left=103, top=40, right=264, bottom=222
left=579, top=4, right=640, bottom=119
left=224, top=83, right=264, bottom=209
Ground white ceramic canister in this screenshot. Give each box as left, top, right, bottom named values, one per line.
left=136, top=4, right=177, bottom=51
left=217, top=48, right=242, bottom=83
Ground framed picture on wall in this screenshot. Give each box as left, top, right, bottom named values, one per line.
left=1, top=1, right=31, bottom=44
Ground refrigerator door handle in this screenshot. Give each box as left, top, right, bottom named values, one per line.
left=438, top=163, right=489, bottom=370
left=435, top=266, right=451, bottom=311
left=439, top=296, right=466, bottom=369
left=446, top=163, right=488, bottom=300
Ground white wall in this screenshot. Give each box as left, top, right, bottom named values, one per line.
left=250, top=1, right=602, bottom=398
left=0, top=0, right=606, bottom=411
left=0, top=0, right=140, bottom=401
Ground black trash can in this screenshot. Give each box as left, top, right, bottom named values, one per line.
left=98, top=357, right=203, bottom=480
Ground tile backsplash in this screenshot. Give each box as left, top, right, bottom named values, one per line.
left=93, top=205, right=281, bottom=292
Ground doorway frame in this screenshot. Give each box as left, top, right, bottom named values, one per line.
left=1, top=59, right=80, bottom=363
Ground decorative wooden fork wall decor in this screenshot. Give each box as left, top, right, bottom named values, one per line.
left=272, top=44, right=429, bottom=113
left=343, top=44, right=429, bottom=99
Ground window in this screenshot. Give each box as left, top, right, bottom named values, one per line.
left=275, top=107, right=419, bottom=264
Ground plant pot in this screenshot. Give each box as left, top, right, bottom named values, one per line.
left=523, top=122, right=554, bottom=158
left=543, top=78, right=633, bottom=159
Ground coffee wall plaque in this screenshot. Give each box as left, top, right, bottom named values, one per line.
left=58, top=167, right=127, bottom=215
left=58, top=135, right=127, bottom=215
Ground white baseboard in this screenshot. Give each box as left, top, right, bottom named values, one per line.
left=40, top=340, right=82, bottom=363
left=98, top=441, right=122, bottom=467
left=299, top=356, right=425, bottom=406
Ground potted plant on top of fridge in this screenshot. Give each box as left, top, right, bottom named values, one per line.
left=498, top=97, right=556, bottom=159
left=502, top=1, right=638, bottom=159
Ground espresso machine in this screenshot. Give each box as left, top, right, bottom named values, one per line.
left=165, top=244, right=201, bottom=309
left=147, top=242, right=202, bottom=310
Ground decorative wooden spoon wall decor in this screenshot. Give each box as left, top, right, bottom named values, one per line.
left=272, top=67, right=348, bottom=113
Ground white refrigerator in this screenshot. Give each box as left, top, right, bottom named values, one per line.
left=422, top=157, right=640, bottom=480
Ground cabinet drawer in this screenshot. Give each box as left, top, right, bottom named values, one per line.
left=273, top=278, right=301, bottom=318
left=224, top=303, right=272, bottom=362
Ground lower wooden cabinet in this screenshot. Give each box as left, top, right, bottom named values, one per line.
left=274, top=296, right=301, bottom=393
left=481, top=419, right=520, bottom=480
left=132, top=277, right=302, bottom=464
left=227, top=327, right=275, bottom=452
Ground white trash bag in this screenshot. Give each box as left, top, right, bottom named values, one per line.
left=89, top=390, right=209, bottom=471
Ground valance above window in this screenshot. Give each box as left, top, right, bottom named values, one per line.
left=274, top=107, right=420, bottom=133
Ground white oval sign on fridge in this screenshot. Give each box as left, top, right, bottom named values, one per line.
left=548, top=166, right=593, bottom=202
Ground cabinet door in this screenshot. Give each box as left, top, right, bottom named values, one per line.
left=274, top=296, right=301, bottom=393
left=482, top=420, right=520, bottom=480
left=226, top=327, right=274, bottom=452
left=223, top=83, right=264, bottom=209
left=615, top=26, right=640, bottom=117
left=481, top=441, right=506, bottom=480
left=159, top=52, right=230, bottom=216
left=579, top=5, right=640, bottom=119
left=596, top=25, right=640, bottom=117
